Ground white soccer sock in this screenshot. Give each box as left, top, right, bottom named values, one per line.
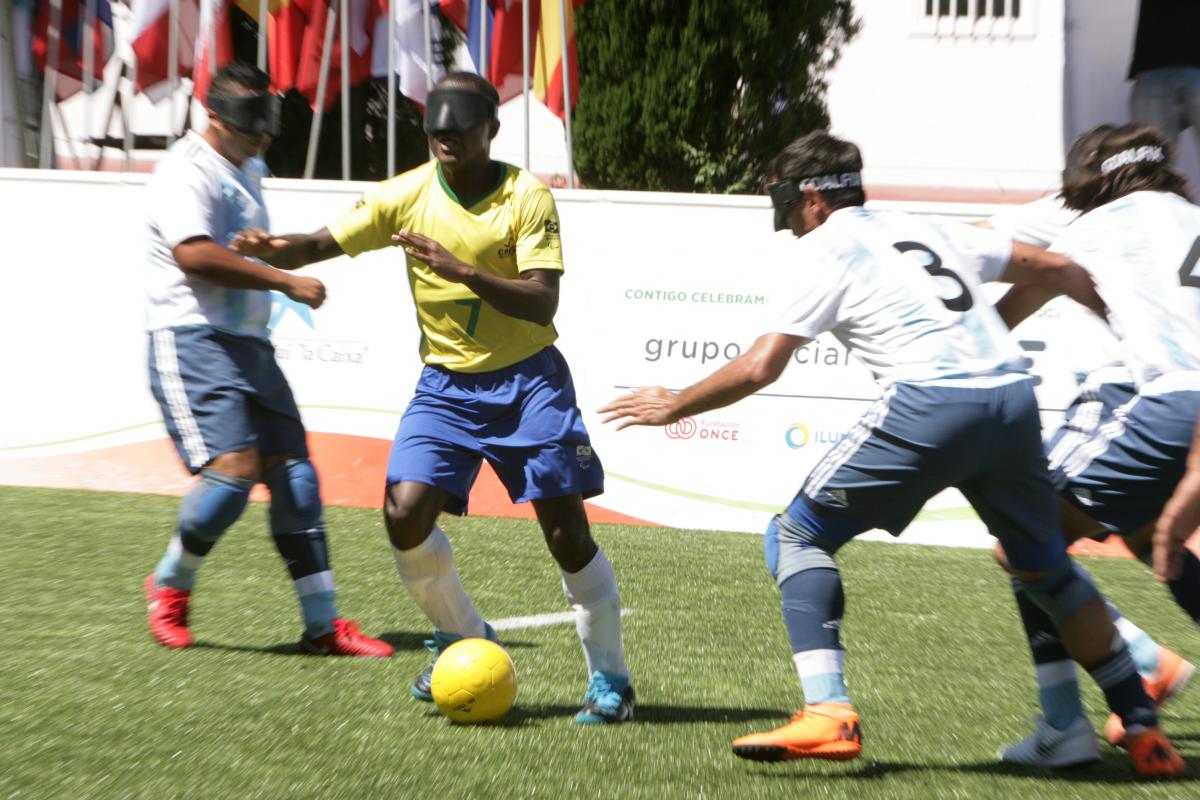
left=561, top=547, right=628, bottom=679
left=393, top=526, right=487, bottom=638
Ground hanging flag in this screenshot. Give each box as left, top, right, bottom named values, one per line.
left=289, top=0, right=378, bottom=111
left=485, top=0, right=525, bottom=103
left=532, top=0, right=583, bottom=119
left=370, top=0, right=443, bottom=106
left=268, top=0, right=306, bottom=92
left=192, top=0, right=233, bottom=103
left=439, top=0, right=490, bottom=78
left=32, top=0, right=115, bottom=98
left=130, top=0, right=200, bottom=95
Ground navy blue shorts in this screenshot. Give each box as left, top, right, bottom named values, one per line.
left=1049, top=387, right=1200, bottom=536
left=148, top=326, right=308, bottom=473
left=789, top=377, right=1068, bottom=574
left=387, top=346, right=604, bottom=514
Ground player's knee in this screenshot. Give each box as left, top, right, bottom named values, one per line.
left=767, top=512, right=837, bottom=587
left=263, top=459, right=324, bottom=534
left=1017, top=559, right=1100, bottom=628
left=179, top=469, right=253, bottom=542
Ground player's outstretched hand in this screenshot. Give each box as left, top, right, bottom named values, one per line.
left=392, top=230, right=473, bottom=283
left=231, top=228, right=290, bottom=260
left=286, top=275, right=327, bottom=310
left=598, top=387, right=678, bottom=430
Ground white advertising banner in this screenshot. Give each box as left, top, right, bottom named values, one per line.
left=0, top=170, right=1114, bottom=549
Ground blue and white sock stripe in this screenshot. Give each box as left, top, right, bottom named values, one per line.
left=294, top=570, right=335, bottom=597
left=802, top=385, right=897, bottom=499
left=152, top=329, right=209, bottom=469
left=1091, top=648, right=1137, bottom=689
left=167, top=533, right=207, bottom=570
left=793, top=648, right=845, bottom=676
left=1035, top=660, right=1079, bottom=687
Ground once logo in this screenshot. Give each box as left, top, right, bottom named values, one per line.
left=664, top=418, right=697, bottom=440
left=784, top=423, right=810, bottom=449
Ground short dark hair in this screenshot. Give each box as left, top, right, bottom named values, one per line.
left=1060, top=123, right=1192, bottom=212
left=208, top=62, right=271, bottom=104
left=769, top=131, right=866, bottom=210
left=435, top=71, right=501, bottom=108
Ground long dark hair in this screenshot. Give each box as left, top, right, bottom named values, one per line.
left=1060, top=123, right=1192, bottom=212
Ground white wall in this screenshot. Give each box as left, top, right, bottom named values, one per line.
left=826, top=0, right=1068, bottom=196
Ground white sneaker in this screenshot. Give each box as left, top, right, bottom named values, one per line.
left=998, top=715, right=1101, bottom=768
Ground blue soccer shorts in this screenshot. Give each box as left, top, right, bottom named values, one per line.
left=786, top=376, right=1068, bottom=574
left=386, top=345, right=604, bottom=515
left=1049, top=385, right=1200, bottom=537
left=148, top=325, right=309, bottom=473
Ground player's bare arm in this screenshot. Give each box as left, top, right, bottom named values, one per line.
left=1153, top=415, right=1200, bottom=581
left=230, top=226, right=345, bottom=271
left=994, top=282, right=1062, bottom=329
left=1001, top=242, right=1107, bottom=318
left=173, top=237, right=327, bottom=309
left=600, top=333, right=805, bottom=430
left=393, top=229, right=559, bottom=326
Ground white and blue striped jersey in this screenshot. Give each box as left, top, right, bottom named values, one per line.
left=144, top=131, right=272, bottom=337
left=764, top=207, right=1026, bottom=386
left=1051, top=191, right=1200, bottom=389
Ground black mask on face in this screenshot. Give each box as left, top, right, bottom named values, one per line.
left=766, top=179, right=803, bottom=232
left=208, top=91, right=282, bottom=137
left=423, top=87, right=497, bottom=134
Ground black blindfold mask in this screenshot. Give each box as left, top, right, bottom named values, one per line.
left=209, top=91, right=282, bottom=137
left=766, top=179, right=803, bottom=232
left=423, top=88, right=498, bottom=134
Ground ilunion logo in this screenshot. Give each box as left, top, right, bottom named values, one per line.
left=784, top=423, right=810, bottom=449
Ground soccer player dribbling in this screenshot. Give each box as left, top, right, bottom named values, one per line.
left=232, top=73, right=635, bottom=724
left=600, top=131, right=1184, bottom=778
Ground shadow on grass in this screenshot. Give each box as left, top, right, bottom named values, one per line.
left=421, top=703, right=792, bottom=729
left=374, top=631, right=540, bottom=652
left=186, top=633, right=538, bottom=656
left=745, top=750, right=1199, bottom=784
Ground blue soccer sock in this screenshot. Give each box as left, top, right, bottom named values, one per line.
left=780, top=568, right=851, bottom=705
left=1011, top=577, right=1085, bottom=730
left=1085, top=639, right=1159, bottom=732
left=273, top=523, right=338, bottom=638
left=155, top=470, right=253, bottom=590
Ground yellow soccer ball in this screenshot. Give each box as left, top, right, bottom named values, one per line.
left=430, top=638, right=517, bottom=724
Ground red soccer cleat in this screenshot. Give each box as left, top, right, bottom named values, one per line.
left=1104, top=646, right=1195, bottom=747
left=144, top=573, right=193, bottom=649
left=1126, top=727, right=1185, bottom=778
left=299, top=618, right=394, bottom=657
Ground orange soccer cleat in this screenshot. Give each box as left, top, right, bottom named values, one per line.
left=145, top=573, right=193, bottom=649
left=731, top=703, right=863, bottom=762
left=299, top=618, right=394, bottom=657
left=1126, top=727, right=1185, bottom=778
left=1103, top=646, right=1195, bottom=747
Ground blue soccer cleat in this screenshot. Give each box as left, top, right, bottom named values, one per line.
left=574, top=670, right=636, bottom=724
left=411, top=622, right=496, bottom=701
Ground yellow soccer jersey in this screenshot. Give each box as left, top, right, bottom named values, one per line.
left=328, top=160, right=564, bottom=373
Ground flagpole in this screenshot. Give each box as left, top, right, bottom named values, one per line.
left=304, top=4, right=338, bottom=178
left=167, top=0, right=179, bottom=147
left=478, top=0, right=487, bottom=77
left=385, top=0, right=395, bottom=176
left=83, top=0, right=95, bottom=168
left=124, top=59, right=137, bottom=171
left=38, top=0, right=62, bottom=167
left=424, top=0, right=434, bottom=161
left=521, top=0, right=529, bottom=170
left=210, top=3, right=218, bottom=92
left=558, top=0, right=574, bottom=188
left=339, top=0, right=349, bottom=179
left=258, top=0, right=268, bottom=69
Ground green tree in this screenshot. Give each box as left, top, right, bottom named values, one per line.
left=574, top=0, right=858, bottom=193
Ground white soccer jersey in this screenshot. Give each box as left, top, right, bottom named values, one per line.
left=987, top=195, right=1078, bottom=248
left=765, top=207, right=1026, bottom=386
left=1051, top=191, right=1200, bottom=388
left=144, top=131, right=272, bottom=337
